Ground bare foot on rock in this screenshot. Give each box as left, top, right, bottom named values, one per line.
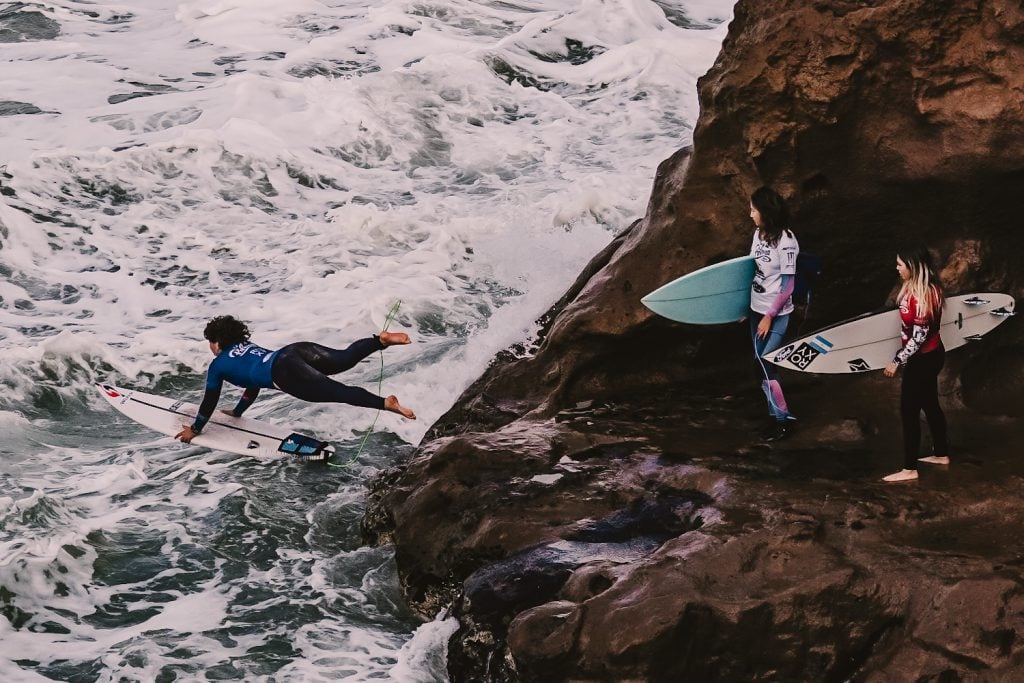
left=385, top=395, right=416, bottom=419
left=380, top=331, right=411, bottom=347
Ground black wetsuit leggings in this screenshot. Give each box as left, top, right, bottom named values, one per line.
left=901, top=347, right=948, bottom=469
left=271, top=337, right=386, bottom=410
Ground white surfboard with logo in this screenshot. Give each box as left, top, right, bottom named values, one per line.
left=96, top=383, right=334, bottom=460
left=765, top=293, right=1015, bottom=373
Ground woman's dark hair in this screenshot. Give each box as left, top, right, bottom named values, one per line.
left=751, top=186, right=790, bottom=246
left=203, top=315, right=251, bottom=348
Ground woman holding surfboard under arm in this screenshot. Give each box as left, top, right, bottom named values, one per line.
left=881, top=247, right=949, bottom=483
left=747, top=187, right=800, bottom=441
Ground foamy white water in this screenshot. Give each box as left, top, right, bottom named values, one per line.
left=1, top=0, right=732, bottom=679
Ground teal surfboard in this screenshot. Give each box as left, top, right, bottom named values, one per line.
left=641, top=255, right=755, bottom=325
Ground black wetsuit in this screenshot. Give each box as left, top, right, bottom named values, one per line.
left=191, top=337, right=385, bottom=433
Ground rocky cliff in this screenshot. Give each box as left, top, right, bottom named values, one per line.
left=365, top=1, right=1024, bottom=680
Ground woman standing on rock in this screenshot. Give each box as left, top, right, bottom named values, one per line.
left=882, top=246, right=949, bottom=483
left=748, top=186, right=799, bottom=441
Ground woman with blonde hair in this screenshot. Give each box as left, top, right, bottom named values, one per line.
left=882, top=246, right=948, bottom=482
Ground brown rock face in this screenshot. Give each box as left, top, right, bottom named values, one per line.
left=429, top=0, right=1024, bottom=434
left=365, top=1, right=1024, bottom=681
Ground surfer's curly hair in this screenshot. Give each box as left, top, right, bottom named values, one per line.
left=203, top=315, right=251, bottom=349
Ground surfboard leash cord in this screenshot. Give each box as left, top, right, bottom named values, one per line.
left=328, top=299, right=402, bottom=469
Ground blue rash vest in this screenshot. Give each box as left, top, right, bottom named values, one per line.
left=206, top=341, right=278, bottom=391
left=190, top=342, right=279, bottom=432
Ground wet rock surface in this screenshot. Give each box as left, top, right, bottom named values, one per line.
left=366, top=381, right=1024, bottom=680
left=364, top=0, right=1024, bottom=679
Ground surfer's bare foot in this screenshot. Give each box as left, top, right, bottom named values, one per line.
left=379, top=331, right=410, bottom=347
left=384, top=395, right=416, bottom=419
left=882, top=468, right=918, bottom=483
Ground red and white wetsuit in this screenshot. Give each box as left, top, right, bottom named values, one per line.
left=894, top=289, right=943, bottom=365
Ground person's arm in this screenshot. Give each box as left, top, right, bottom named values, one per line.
left=176, top=368, right=222, bottom=443
left=761, top=234, right=799, bottom=320
left=885, top=299, right=934, bottom=377
left=192, top=385, right=221, bottom=431
left=765, top=274, right=795, bottom=318
left=757, top=274, right=794, bottom=337
left=230, top=388, right=260, bottom=417
left=893, top=321, right=931, bottom=366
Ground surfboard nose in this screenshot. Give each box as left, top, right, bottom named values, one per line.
left=640, top=255, right=755, bottom=325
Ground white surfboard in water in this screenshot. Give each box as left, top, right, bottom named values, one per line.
left=96, top=383, right=335, bottom=460
left=765, top=293, right=1015, bottom=373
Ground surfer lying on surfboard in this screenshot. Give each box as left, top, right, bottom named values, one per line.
left=175, top=315, right=416, bottom=444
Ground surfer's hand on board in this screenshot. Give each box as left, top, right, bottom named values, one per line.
left=175, top=426, right=198, bottom=443
left=883, top=361, right=899, bottom=378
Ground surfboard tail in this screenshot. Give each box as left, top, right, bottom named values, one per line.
left=279, top=433, right=333, bottom=461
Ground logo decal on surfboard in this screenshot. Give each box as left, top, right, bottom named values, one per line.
left=811, top=336, right=834, bottom=353
left=786, top=342, right=823, bottom=369
left=773, top=344, right=795, bottom=363
left=847, top=358, right=871, bottom=372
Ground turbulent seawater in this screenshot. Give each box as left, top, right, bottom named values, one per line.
left=0, top=1, right=731, bottom=680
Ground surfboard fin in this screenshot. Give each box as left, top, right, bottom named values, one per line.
left=990, top=306, right=1015, bottom=317
left=279, top=433, right=331, bottom=461
left=963, top=296, right=990, bottom=306
left=963, top=334, right=985, bottom=342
